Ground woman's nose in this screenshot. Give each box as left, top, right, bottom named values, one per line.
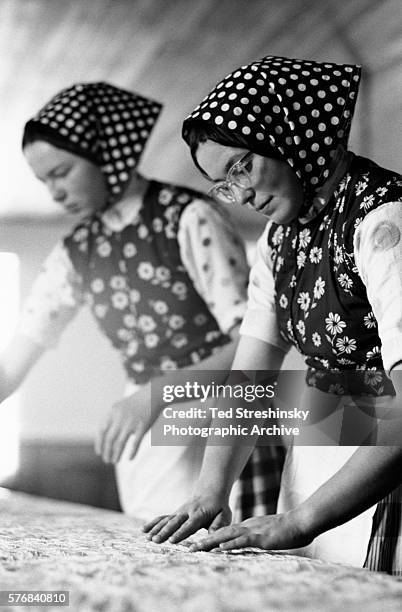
left=48, top=183, right=66, bottom=203
left=235, top=186, right=255, bottom=206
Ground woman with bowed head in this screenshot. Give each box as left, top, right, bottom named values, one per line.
left=144, top=55, right=402, bottom=574
left=0, top=82, right=285, bottom=521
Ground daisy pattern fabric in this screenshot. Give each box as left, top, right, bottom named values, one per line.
left=267, top=154, right=402, bottom=397
left=63, top=180, right=232, bottom=384
left=24, top=82, right=162, bottom=201
left=183, top=55, right=360, bottom=198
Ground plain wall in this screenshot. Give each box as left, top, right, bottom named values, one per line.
left=0, top=219, right=126, bottom=442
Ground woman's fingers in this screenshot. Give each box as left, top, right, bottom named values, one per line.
left=102, top=423, right=122, bottom=463
left=128, top=423, right=145, bottom=460
left=145, top=512, right=307, bottom=552
left=150, top=514, right=190, bottom=543
left=208, top=510, right=229, bottom=533
left=218, top=533, right=259, bottom=551
left=142, top=515, right=168, bottom=533
left=145, top=511, right=207, bottom=544
left=189, top=514, right=311, bottom=552
left=189, top=525, right=251, bottom=552
left=168, top=510, right=212, bottom=543
left=94, top=419, right=110, bottom=456
left=143, top=500, right=230, bottom=545
left=111, top=429, right=131, bottom=464
left=98, top=416, right=144, bottom=464
left=145, top=515, right=172, bottom=539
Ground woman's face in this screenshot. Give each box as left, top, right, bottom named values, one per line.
left=196, top=139, right=304, bottom=224
left=24, top=140, right=109, bottom=216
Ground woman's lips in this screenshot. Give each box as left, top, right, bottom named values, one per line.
left=242, top=192, right=273, bottom=213
left=65, top=203, right=82, bottom=214
left=256, top=196, right=273, bottom=212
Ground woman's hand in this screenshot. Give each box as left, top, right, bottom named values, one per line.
left=142, top=493, right=232, bottom=544
left=187, top=510, right=314, bottom=552
left=95, top=385, right=152, bottom=464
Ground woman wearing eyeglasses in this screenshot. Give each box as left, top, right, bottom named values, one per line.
left=144, top=55, right=402, bottom=573
left=0, top=81, right=287, bottom=522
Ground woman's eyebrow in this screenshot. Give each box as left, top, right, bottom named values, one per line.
left=223, top=156, right=238, bottom=174
left=193, top=152, right=242, bottom=182
left=47, top=163, right=69, bottom=178
left=35, top=163, right=67, bottom=183
left=225, top=150, right=252, bottom=174
left=205, top=160, right=234, bottom=182
left=205, top=155, right=241, bottom=181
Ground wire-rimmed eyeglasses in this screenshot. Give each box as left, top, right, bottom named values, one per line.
left=207, top=152, right=255, bottom=204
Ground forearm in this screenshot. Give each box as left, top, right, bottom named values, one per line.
left=0, top=365, right=15, bottom=403
left=295, top=444, right=402, bottom=540
left=0, top=357, right=33, bottom=400
left=197, top=393, right=275, bottom=497
left=197, top=444, right=256, bottom=499
left=196, top=337, right=286, bottom=498
left=0, top=334, right=44, bottom=404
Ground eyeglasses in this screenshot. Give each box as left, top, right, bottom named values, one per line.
left=208, top=152, right=255, bottom=204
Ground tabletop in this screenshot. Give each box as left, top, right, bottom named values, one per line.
left=0, top=488, right=401, bottom=612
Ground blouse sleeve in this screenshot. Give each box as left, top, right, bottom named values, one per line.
left=17, top=241, right=85, bottom=348
left=239, top=222, right=290, bottom=352
left=177, top=199, right=249, bottom=334
left=354, top=201, right=402, bottom=372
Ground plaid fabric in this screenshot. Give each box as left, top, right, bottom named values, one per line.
left=235, top=445, right=286, bottom=521
left=364, top=484, right=402, bottom=575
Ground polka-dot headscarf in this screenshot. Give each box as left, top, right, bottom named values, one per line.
left=23, top=82, right=162, bottom=202
left=183, top=55, right=361, bottom=197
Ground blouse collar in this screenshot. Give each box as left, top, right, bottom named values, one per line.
left=100, top=196, right=143, bottom=231
left=99, top=175, right=149, bottom=231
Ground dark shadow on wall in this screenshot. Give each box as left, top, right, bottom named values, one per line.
left=3, top=441, right=121, bottom=511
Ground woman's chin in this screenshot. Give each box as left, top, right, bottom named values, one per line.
left=260, top=197, right=300, bottom=224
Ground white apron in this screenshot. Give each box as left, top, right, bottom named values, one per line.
left=277, top=385, right=380, bottom=567
left=116, top=384, right=239, bottom=520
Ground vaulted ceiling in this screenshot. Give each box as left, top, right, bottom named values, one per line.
left=1, top=0, right=401, bottom=219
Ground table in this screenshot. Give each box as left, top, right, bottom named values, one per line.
left=0, top=488, right=401, bottom=611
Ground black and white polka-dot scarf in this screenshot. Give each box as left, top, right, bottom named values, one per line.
left=183, top=55, right=361, bottom=198
left=24, top=82, right=162, bottom=201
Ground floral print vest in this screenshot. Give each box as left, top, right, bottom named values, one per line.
left=267, top=154, right=402, bottom=395
left=64, top=180, right=230, bottom=384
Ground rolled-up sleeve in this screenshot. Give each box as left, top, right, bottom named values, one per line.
left=240, top=222, right=290, bottom=352
left=178, top=199, right=249, bottom=334
left=354, top=201, right=402, bottom=372
left=17, top=242, right=84, bottom=348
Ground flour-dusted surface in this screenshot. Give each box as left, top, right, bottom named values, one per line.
left=0, top=489, right=401, bottom=612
